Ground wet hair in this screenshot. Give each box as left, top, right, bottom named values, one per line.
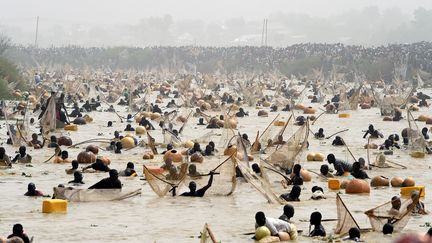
left=107, top=121, right=113, bottom=127
left=320, top=164, right=329, bottom=175
left=127, top=162, right=134, bottom=169
left=283, top=204, right=294, bottom=218
left=71, top=160, right=79, bottom=169
left=427, top=227, right=432, bottom=236
left=61, top=150, right=69, bottom=158
left=167, top=143, right=173, bottom=150
left=209, top=141, right=215, bottom=149
left=19, top=146, right=26, bottom=154
left=312, top=186, right=323, bottom=193
left=348, top=227, right=360, bottom=239
left=255, top=211, right=266, bottom=226
left=383, top=223, right=393, bottom=235
left=310, top=211, right=322, bottom=225
left=12, top=224, right=23, bottom=235
left=326, top=154, right=335, bottom=163
left=109, top=169, right=118, bottom=179
left=251, top=163, right=261, bottom=174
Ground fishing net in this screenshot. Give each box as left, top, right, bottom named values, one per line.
left=163, top=129, right=182, bottom=147
left=348, top=87, right=361, bottom=110
left=53, top=187, right=141, bottom=202
left=266, top=115, right=293, bottom=150
left=264, top=121, right=309, bottom=170
left=143, top=163, right=188, bottom=197
left=335, top=194, right=361, bottom=236
left=182, top=155, right=237, bottom=196
left=40, top=95, right=57, bottom=133
left=218, top=128, right=236, bottom=148
left=364, top=196, right=416, bottom=232
left=192, top=131, right=216, bottom=144
left=236, top=159, right=283, bottom=204
left=407, top=110, right=427, bottom=153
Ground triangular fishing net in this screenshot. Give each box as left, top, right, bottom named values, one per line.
left=236, top=159, right=283, bottom=204
left=265, top=115, right=293, bottom=151
left=407, top=109, right=427, bottom=153
left=348, top=86, right=361, bottom=110
left=192, top=131, right=216, bottom=144
left=53, top=187, right=141, bottom=202
left=182, top=155, right=237, bottom=196
left=40, top=94, right=57, bottom=133
left=143, top=163, right=188, bottom=197
left=163, top=129, right=182, bottom=147
left=364, top=196, right=416, bottom=232
left=264, top=121, right=309, bottom=170
left=335, top=194, right=361, bottom=236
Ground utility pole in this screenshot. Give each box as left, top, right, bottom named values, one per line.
left=265, top=18, right=268, bottom=46
left=34, top=16, right=39, bottom=47
left=261, top=19, right=265, bottom=46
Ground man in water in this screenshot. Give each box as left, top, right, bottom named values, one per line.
left=179, top=171, right=214, bottom=197
left=28, top=133, right=44, bottom=149
left=327, top=153, right=352, bottom=176
left=388, top=196, right=401, bottom=216
left=12, top=146, right=32, bottom=164
left=7, top=224, right=30, bottom=243
left=351, top=162, right=369, bottom=179
left=279, top=204, right=295, bottom=223
left=82, top=158, right=110, bottom=172
left=314, top=128, right=325, bottom=139
left=280, top=185, right=301, bottom=202
left=0, top=147, right=11, bottom=167
left=119, top=162, right=136, bottom=177
left=65, top=160, right=79, bottom=174
left=255, top=211, right=297, bottom=241
left=68, top=171, right=84, bottom=185
left=309, top=211, right=326, bottom=237
left=24, top=183, right=44, bottom=197
left=88, top=169, right=122, bottom=189
left=363, top=124, right=383, bottom=139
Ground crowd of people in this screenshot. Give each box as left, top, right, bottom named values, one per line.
left=6, top=42, right=432, bottom=82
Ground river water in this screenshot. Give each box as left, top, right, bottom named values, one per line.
left=0, top=88, right=431, bottom=243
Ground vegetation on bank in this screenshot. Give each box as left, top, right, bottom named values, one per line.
left=0, top=35, right=27, bottom=99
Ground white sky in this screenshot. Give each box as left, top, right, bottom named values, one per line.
left=1, top=0, right=432, bottom=26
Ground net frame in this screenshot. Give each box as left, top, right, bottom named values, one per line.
left=335, top=194, right=361, bottom=236
left=364, top=195, right=417, bottom=232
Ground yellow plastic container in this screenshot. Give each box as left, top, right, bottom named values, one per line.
left=338, top=113, right=350, bottom=118
left=64, top=124, right=78, bottom=131
left=42, top=199, right=68, bottom=213
left=400, top=186, right=425, bottom=197
left=328, top=178, right=341, bottom=190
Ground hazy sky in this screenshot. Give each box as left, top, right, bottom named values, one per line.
left=2, top=0, right=432, bottom=26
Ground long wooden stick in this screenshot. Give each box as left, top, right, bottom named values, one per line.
left=312, top=110, right=326, bottom=125
left=341, top=138, right=357, bottom=162
left=325, top=129, right=349, bottom=139
left=367, top=137, right=371, bottom=170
